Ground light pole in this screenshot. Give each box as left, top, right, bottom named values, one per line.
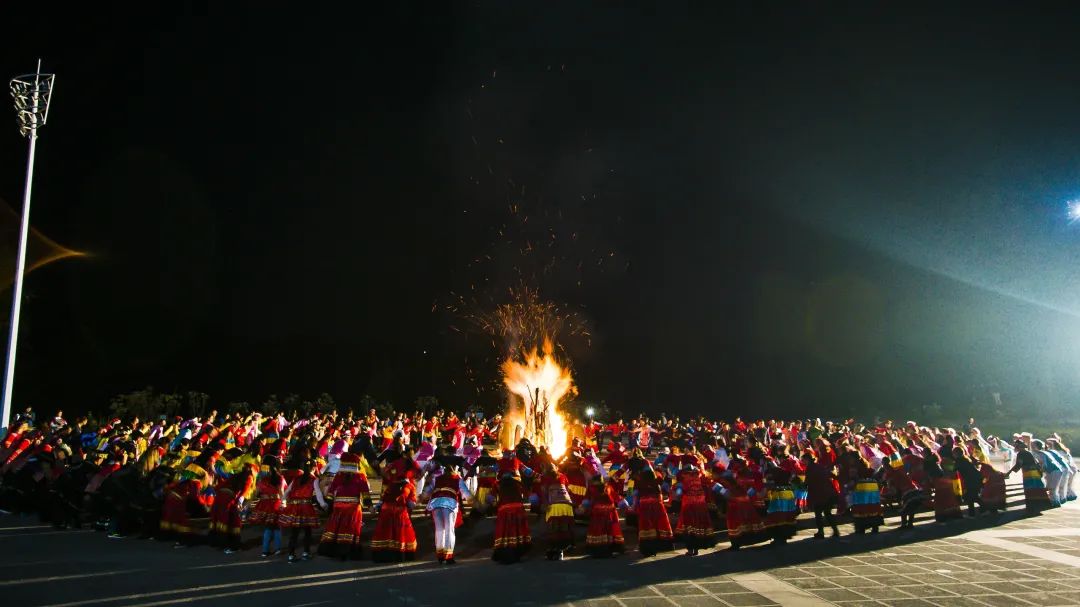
left=3, top=60, right=55, bottom=431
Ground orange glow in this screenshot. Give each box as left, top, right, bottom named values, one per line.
left=501, top=338, right=576, bottom=459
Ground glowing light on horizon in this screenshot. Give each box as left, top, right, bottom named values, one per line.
left=1068, top=199, right=1080, bottom=224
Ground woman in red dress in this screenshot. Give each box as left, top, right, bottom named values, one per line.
left=632, top=463, right=674, bottom=557
left=674, top=461, right=716, bottom=555
left=536, top=464, right=576, bottom=560
left=979, top=461, right=1007, bottom=513
left=248, top=455, right=286, bottom=557
left=209, top=452, right=258, bottom=553
left=492, top=474, right=532, bottom=564
left=159, top=452, right=215, bottom=547
left=318, top=453, right=371, bottom=560
left=925, top=452, right=963, bottom=522
left=371, top=479, right=418, bottom=562
left=724, top=457, right=769, bottom=550
left=279, top=460, right=326, bottom=563
left=583, top=476, right=624, bottom=557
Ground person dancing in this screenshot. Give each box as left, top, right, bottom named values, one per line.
left=535, top=463, right=576, bottom=561
left=422, top=463, right=472, bottom=564
left=631, top=462, right=674, bottom=557
left=1011, top=440, right=1053, bottom=514
left=673, top=459, right=716, bottom=555
left=371, top=479, right=418, bottom=562
left=492, top=474, right=531, bottom=564
left=318, top=453, right=371, bottom=560
left=279, top=460, right=326, bottom=563
left=583, top=476, right=625, bottom=558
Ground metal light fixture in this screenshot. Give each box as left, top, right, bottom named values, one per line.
left=3, top=60, right=55, bottom=431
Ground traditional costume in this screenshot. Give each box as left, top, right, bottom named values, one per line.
left=673, top=465, right=716, bottom=554
left=536, top=468, right=575, bottom=560
left=159, top=460, right=213, bottom=546
left=850, top=477, right=884, bottom=534
left=930, top=455, right=964, bottom=522
left=471, top=451, right=499, bottom=516
left=763, top=462, right=798, bottom=544
left=208, top=454, right=258, bottom=551
left=371, top=480, right=418, bottom=562
left=318, top=453, right=371, bottom=560
left=979, top=462, right=1007, bottom=513
left=492, top=475, right=531, bottom=564
left=632, top=465, right=674, bottom=557
left=583, top=477, right=624, bottom=557
left=877, top=460, right=924, bottom=528
left=724, top=462, right=769, bottom=549
left=1012, top=447, right=1053, bottom=513
left=423, top=465, right=472, bottom=563
left=281, top=469, right=326, bottom=562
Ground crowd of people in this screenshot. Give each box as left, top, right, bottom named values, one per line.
left=0, top=406, right=1075, bottom=565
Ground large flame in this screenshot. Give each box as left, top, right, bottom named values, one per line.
left=501, top=338, right=576, bottom=459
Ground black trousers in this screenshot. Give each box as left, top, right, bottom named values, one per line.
left=813, top=499, right=838, bottom=531
left=288, top=526, right=313, bottom=554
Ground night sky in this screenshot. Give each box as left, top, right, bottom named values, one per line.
left=1, top=3, right=1079, bottom=420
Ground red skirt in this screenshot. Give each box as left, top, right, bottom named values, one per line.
left=321, top=500, right=363, bottom=544
left=279, top=501, right=321, bottom=528
left=676, top=498, right=715, bottom=548
left=585, top=503, right=624, bottom=556
left=636, top=496, right=674, bottom=556
left=371, top=503, right=417, bottom=562
left=726, top=495, right=767, bottom=548
left=208, top=488, right=242, bottom=539
left=933, top=475, right=963, bottom=522
left=546, top=515, right=575, bottom=551
left=160, top=488, right=194, bottom=535
left=981, top=474, right=1007, bottom=511
left=493, top=502, right=531, bottom=563
left=247, top=497, right=280, bottom=527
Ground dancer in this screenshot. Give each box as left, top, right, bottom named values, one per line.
left=279, top=460, right=326, bottom=563
left=249, top=455, right=286, bottom=557
left=318, top=453, right=371, bottom=560
left=1033, top=439, right=1067, bottom=506
left=632, top=462, right=674, bottom=557
left=953, top=447, right=983, bottom=517
left=371, top=479, right=418, bottom=562
left=979, top=460, right=1007, bottom=514
left=849, top=452, right=883, bottom=534
left=724, top=456, right=769, bottom=549
left=213, top=451, right=258, bottom=553
left=1011, top=440, right=1053, bottom=513
left=160, top=452, right=215, bottom=547
left=925, top=452, right=962, bottom=522
left=536, top=463, right=576, bottom=560
left=803, top=451, right=840, bottom=539
left=492, top=473, right=531, bottom=564
left=422, top=463, right=472, bottom=564
left=583, top=476, right=625, bottom=557
left=673, top=460, right=715, bottom=555
left=875, top=452, right=924, bottom=528
left=763, top=451, right=798, bottom=545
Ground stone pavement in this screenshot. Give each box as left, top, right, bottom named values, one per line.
left=1, top=484, right=1077, bottom=607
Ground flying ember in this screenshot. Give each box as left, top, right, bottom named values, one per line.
left=501, top=338, right=576, bottom=459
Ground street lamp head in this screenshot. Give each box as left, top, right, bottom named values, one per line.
left=585, top=407, right=595, bottom=418
left=10, top=60, right=55, bottom=139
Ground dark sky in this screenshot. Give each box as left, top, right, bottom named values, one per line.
left=2, top=3, right=1079, bottom=419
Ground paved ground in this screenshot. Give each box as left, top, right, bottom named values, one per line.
left=2, top=476, right=1079, bottom=607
